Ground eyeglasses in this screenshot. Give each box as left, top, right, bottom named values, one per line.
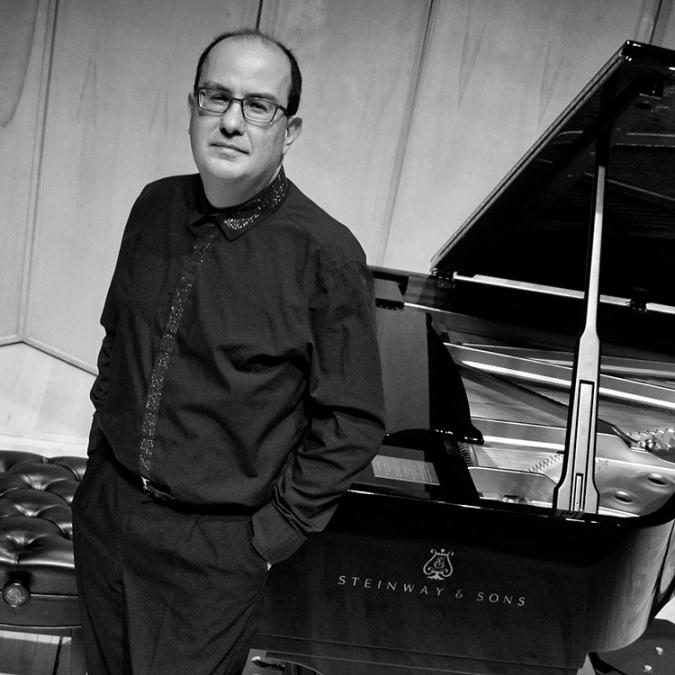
left=194, top=88, right=288, bottom=124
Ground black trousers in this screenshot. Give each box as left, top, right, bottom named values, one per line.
left=72, top=444, right=269, bottom=675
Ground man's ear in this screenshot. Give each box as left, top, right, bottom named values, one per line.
left=282, top=116, right=303, bottom=156
left=187, top=92, right=195, bottom=114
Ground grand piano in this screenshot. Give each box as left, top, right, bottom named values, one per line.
left=251, top=41, right=675, bottom=674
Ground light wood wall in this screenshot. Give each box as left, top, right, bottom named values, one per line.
left=259, top=0, right=431, bottom=259
left=0, top=0, right=53, bottom=342
left=2, top=0, right=674, bottom=374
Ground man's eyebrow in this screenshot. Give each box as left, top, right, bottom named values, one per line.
left=199, top=80, right=281, bottom=103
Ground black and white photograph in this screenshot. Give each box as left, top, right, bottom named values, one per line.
left=2, top=1, right=675, bottom=674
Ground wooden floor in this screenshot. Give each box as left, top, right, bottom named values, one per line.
left=0, top=637, right=278, bottom=675
left=0, top=631, right=74, bottom=675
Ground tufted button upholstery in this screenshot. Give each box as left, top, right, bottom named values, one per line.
left=0, top=451, right=85, bottom=629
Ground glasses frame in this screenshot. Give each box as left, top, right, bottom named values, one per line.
left=194, top=87, right=288, bottom=125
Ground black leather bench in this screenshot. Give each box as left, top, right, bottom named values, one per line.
left=0, top=450, right=86, bottom=674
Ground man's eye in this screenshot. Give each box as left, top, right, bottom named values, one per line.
left=247, top=99, right=272, bottom=112
left=208, top=92, right=229, bottom=103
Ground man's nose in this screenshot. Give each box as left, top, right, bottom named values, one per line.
left=219, top=101, right=245, bottom=134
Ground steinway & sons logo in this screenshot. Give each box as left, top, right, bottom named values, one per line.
left=336, top=547, right=527, bottom=608
left=423, top=548, right=453, bottom=581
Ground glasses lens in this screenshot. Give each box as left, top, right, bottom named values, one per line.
left=198, top=89, right=229, bottom=113
left=242, top=98, right=276, bottom=123
left=196, top=89, right=278, bottom=123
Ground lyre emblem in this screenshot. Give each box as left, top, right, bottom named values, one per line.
left=423, top=548, right=454, bottom=581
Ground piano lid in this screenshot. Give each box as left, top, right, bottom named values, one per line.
left=431, top=41, right=675, bottom=316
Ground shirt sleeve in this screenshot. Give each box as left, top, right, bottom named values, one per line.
left=251, top=260, right=386, bottom=564
left=86, top=295, right=116, bottom=455
left=87, top=185, right=149, bottom=454
left=90, top=290, right=118, bottom=414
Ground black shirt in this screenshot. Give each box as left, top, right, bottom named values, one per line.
left=91, top=171, right=386, bottom=564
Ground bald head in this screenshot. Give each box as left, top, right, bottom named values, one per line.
left=193, top=29, right=302, bottom=115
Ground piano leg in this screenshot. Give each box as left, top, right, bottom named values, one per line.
left=242, top=649, right=323, bottom=675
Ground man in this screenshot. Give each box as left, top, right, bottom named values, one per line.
left=72, top=29, right=385, bottom=675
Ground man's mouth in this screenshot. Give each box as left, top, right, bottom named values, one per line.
left=211, top=142, right=247, bottom=154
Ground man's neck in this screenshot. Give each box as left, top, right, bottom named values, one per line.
left=201, top=166, right=282, bottom=209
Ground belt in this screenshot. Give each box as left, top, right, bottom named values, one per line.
left=128, top=468, right=254, bottom=516
left=110, top=455, right=177, bottom=503
left=112, top=456, right=254, bottom=515
left=139, top=475, right=177, bottom=503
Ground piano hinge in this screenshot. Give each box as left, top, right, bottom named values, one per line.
left=431, top=269, right=456, bottom=289
left=629, top=287, right=649, bottom=313
left=557, top=510, right=586, bottom=520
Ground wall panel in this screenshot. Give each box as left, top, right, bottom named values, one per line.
left=260, top=0, right=431, bottom=262
left=0, top=0, right=52, bottom=341
left=385, top=0, right=656, bottom=272
left=654, top=0, right=675, bottom=47
left=26, top=0, right=257, bottom=368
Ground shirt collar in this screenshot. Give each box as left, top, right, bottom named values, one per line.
left=187, top=168, right=289, bottom=240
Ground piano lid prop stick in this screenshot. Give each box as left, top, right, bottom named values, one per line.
left=553, top=160, right=607, bottom=514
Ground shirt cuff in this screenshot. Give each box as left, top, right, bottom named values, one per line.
left=251, top=501, right=307, bottom=565
left=87, top=413, right=105, bottom=456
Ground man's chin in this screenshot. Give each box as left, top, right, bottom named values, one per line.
left=197, top=163, right=268, bottom=207
left=203, top=159, right=248, bottom=182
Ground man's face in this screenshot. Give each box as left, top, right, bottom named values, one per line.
left=189, top=38, right=301, bottom=202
